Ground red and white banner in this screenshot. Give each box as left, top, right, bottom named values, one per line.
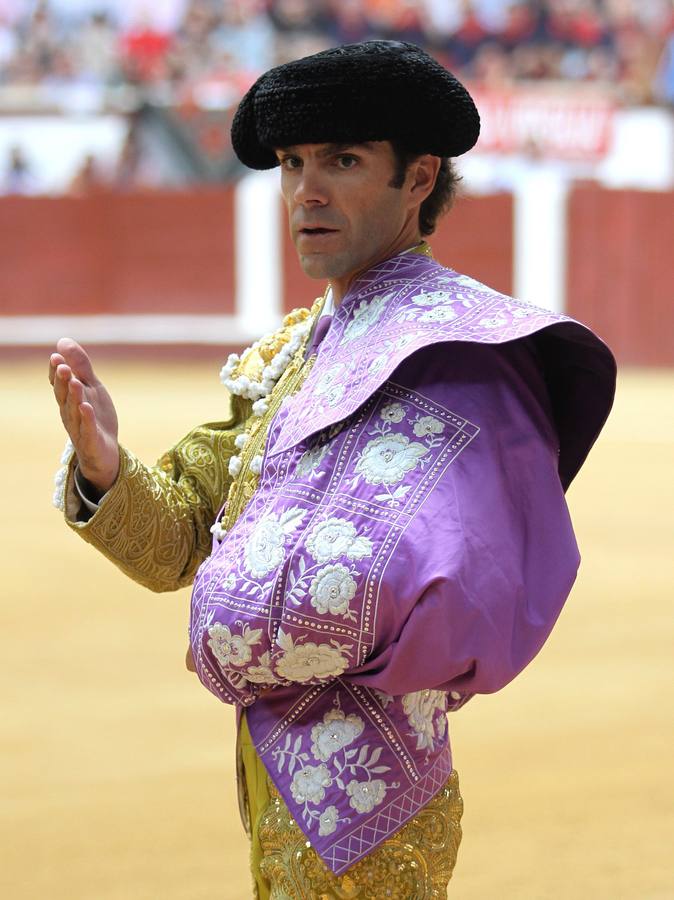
left=470, top=86, right=615, bottom=160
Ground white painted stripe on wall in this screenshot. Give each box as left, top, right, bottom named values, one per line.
left=513, top=171, right=568, bottom=314
left=0, top=315, right=261, bottom=346
left=235, top=168, right=283, bottom=336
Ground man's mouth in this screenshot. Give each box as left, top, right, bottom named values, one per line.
left=298, top=226, right=339, bottom=235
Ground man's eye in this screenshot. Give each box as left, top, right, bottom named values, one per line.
left=336, top=155, right=357, bottom=169
left=281, top=157, right=302, bottom=169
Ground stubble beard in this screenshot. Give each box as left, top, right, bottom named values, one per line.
left=297, top=248, right=355, bottom=282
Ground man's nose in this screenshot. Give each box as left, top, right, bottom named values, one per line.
left=293, top=166, right=329, bottom=206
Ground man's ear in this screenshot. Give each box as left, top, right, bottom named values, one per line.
left=408, top=154, right=441, bottom=207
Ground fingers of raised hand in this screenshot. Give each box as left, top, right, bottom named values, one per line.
left=49, top=352, right=65, bottom=385
left=66, top=376, right=87, bottom=420
left=56, top=337, right=97, bottom=386
left=53, top=362, right=73, bottom=406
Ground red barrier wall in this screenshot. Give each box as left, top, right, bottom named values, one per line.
left=0, top=190, right=235, bottom=316
left=3, top=187, right=672, bottom=367
left=567, top=186, right=674, bottom=366
left=281, top=193, right=514, bottom=314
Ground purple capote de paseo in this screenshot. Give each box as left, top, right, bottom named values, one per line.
left=189, top=251, right=616, bottom=874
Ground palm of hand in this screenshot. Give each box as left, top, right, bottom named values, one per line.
left=50, top=338, right=121, bottom=493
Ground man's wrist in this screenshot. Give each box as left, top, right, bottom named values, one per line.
left=77, top=451, right=120, bottom=497
left=74, top=466, right=107, bottom=511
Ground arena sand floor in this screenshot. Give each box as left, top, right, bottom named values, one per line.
left=2, top=357, right=673, bottom=899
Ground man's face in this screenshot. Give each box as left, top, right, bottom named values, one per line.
left=275, top=141, right=416, bottom=288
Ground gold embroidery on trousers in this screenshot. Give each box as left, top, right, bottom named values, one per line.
left=256, top=772, right=462, bottom=899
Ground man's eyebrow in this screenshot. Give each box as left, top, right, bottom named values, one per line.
left=317, top=142, right=375, bottom=156
left=275, top=143, right=375, bottom=158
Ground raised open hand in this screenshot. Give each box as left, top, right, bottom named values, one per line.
left=49, top=338, right=120, bottom=494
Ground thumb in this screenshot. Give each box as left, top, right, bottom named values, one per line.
left=56, top=337, right=98, bottom=386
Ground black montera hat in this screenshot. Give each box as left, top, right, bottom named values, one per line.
left=231, top=40, right=480, bottom=170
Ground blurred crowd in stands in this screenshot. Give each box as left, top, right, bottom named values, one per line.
left=0, top=0, right=673, bottom=106
left=2, top=0, right=674, bottom=195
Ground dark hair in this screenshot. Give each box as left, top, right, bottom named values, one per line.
left=389, top=142, right=461, bottom=236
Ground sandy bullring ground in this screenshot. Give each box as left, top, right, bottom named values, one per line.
left=2, top=358, right=673, bottom=899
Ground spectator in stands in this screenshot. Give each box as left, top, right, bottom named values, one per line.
left=3, top=144, right=40, bottom=194
left=73, top=11, right=119, bottom=85
left=69, top=152, right=107, bottom=194
left=0, top=0, right=673, bottom=152
left=211, top=0, right=275, bottom=77
left=654, top=32, right=674, bottom=106
left=119, top=10, right=172, bottom=84
left=323, top=0, right=372, bottom=46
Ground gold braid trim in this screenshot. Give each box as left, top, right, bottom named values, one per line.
left=219, top=298, right=324, bottom=532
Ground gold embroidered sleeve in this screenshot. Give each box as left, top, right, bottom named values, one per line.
left=64, top=413, right=246, bottom=592
left=59, top=303, right=322, bottom=593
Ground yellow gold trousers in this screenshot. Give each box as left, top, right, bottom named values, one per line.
left=239, top=711, right=463, bottom=899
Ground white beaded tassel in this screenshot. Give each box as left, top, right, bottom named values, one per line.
left=211, top=318, right=311, bottom=542
left=52, top=438, right=75, bottom=510
left=219, top=320, right=310, bottom=403
left=209, top=522, right=227, bottom=542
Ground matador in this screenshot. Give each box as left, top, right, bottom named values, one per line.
left=51, top=41, right=616, bottom=898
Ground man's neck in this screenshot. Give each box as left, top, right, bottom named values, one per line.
left=328, top=240, right=427, bottom=307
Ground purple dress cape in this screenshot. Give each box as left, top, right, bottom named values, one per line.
left=189, top=251, right=615, bottom=875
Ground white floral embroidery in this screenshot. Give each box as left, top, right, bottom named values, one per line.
left=395, top=333, right=416, bottom=350
left=296, top=442, right=330, bottom=477
left=272, top=730, right=310, bottom=777
left=207, top=622, right=262, bottom=669
left=411, top=289, right=453, bottom=307
left=314, top=362, right=345, bottom=396
left=310, top=707, right=365, bottom=762
left=244, top=651, right=279, bottom=684
left=324, top=383, right=345, bottom=407
left=313, top=362, right=348, bottom=408
left=368, top=354, right=388, bottom=376
left=244, top=507, right=307, bottom=578
left=355, top=433, right=427, bottom=486
left=343, top=292, right=390, bottom=342
left=402, top=689, right=447, bottom=752
left=372, top=689, right=394, bottom=709
left=479, top=312, right=508, bottom=329
left=346, top=778, right=387, bottom=814
left=413, top=415, right=444, bottom=437
left=290, top=764, right=332, bottom=805
left=309, top=564, right=357, bottom=617
left=452, top=273, right=502, bottom=298
left=275, top=628, right=351, bottom=683
left=222, top=573, right=236, bottom=591
left=318, top=805, right=339, bottom=836
left=418, top=306, right=457, bottom=323
left=306, top=518, right=373, bottom=563
left=380, top=402, right=405, bottom=423
left=244, top=519, right=284, bottom=577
